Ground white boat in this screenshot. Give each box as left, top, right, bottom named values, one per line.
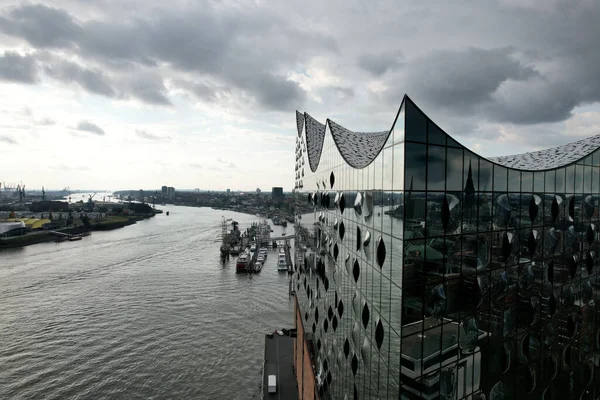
left=254, top=262, right=262, bottom=273
left=277, top=258, right=288, bottom=271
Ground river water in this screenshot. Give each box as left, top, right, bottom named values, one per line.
left=0, top=206, right=294, bottom=400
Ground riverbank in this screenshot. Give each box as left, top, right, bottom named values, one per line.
left=0, top=215, right=150, bottom=249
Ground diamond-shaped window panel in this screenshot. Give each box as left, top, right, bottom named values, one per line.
left=339, top=192, right=346, bottom=214
left=363, top=191, right=373, bottom=220
left=353, top=259, right=360, bottom=282
left=364, top=230, right=371, bottom=248
left=344, top=338, right=350, bottom=358
left=338, top=300, right=344, bottom=318
left=376, top=236, right=386, bottom=267
left=529, top=195, right=541, bottom=222
left=551, top=195, right=561, bottom=223
left=568, top=196, right=575, bottom=222
left=375, top=319, right=384, bottom=349
left=339, top=221, right=345, bottom=240
left=354, top=192, right=363, bottom=217
left=330, top=171, right=335, bottom=189
left=362, top=303, right=370, bottom=329
left=356, top=226, right=362, bottom=251
left=351, top=354, right=358, bottom=376
left=584, top=195, right=595, bottom=219
left=587, top=224, right=595, bottom=245
left=332, top=316, right=338, bottom=331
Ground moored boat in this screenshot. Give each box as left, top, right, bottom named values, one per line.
left=254, top=262, right=262, bottom=273
left=236, top=252, right=250, bottom=272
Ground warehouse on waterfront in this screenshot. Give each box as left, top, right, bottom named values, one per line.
left=292, top=95, right=600, bottom=399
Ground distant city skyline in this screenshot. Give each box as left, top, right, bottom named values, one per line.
left=0, top=1, right=599, bottom=190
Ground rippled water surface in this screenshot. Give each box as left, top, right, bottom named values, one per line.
left=0, top=206, right=294, bottom=400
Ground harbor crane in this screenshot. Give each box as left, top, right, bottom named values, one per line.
left=86, top=192, right=97, bottom=211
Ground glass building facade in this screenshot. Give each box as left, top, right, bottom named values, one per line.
left=292, top=95, right=599, bottom=399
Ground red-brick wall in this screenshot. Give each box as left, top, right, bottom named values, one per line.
left=294, top=297, right=318, bottom=400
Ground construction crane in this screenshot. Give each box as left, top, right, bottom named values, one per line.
left=87, top=192, right=97, bottom=211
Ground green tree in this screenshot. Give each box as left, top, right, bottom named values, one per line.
left=80, top=214, right=91, bottom=228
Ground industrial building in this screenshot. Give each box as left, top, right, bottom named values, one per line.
left=272, top=187, right=284, bottom=203
left=292, top=95, right=599, bottom=399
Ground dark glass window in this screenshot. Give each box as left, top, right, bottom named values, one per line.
left=556, top=168, right=566, bottom=193
left=405, top=143, right=427, bottom=191
left=464, top=151, right=479, bottom=192
left=446, top=147, right=463, bottom=191
left=584, top=165, right=593, bottom=193
left=545, top=170, right=555, bottom=193
left=521, top=171, right=533, bottom=192
left=575, top=165, right=584, bottom=193
left=479, top=160, right=493, bottom=192
left=593, top=149, right=600, bottom=167
left=427, top=145, right=446, bottom=191
left=593, top=167, right=600, bottom=193
left=494, top=165, right=508, bottom=192
left=405, top=100, right=427, bottom=143
left=508, top=169, right=520, bottom=192
left=566, top=165, right=575, bottom=193
left=427, top=121, right=446, bottom=145
left=534, top=171, right=544, bottom=193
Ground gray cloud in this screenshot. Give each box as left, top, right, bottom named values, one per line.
left=44, top=59, right=114, bottom=97
left=357, top=50, right=403, bottom=76
left=0, top=0, right=599, bottom=147
left=125, top=72, right=171, bottom=106
left=0, top=51, right=38, bottom=83
left=0, top=134, right=17, bottom=144
left=398, top=47, right=538, bottom=113
left=76, top=120, right=105, bottom=135
left=0, top=4, right=81, bottom=48
left=235, top=73, right=305, bottom=111
left=176, top=80, right=232, bottom=103
left=136, top=129, right=168, bottom=141
left=0, top=3, right=326, bottom=111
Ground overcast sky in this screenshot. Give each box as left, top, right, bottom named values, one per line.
left=0, top=0, right=599, bottom=191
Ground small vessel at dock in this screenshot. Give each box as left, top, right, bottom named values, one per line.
left=236, top=252, right=250, bottom=272
left=254, top=262, right=262, bottom=273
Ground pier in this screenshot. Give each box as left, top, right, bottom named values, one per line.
left=263, top=332, right=298, bottom=399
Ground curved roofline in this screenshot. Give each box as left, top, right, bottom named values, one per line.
left=405, top=94, right=600, bottom=172
left=298, top=94, right=600, bottom=174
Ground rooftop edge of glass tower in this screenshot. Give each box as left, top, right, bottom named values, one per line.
left=292, top=94, right=600, bottom=400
